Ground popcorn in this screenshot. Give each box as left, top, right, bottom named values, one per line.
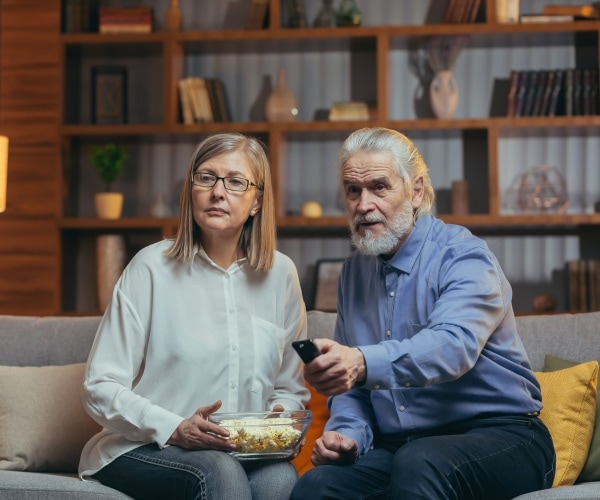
left=218, top=417, right=302, bottom=453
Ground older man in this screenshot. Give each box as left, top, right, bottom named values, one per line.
left=291, top=128, right=555, bottom=500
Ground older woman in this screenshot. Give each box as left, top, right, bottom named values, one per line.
left=79, top=133, right=309, bottom=499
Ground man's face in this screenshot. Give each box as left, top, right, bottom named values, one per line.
left=341, top=150, right=423, bottom=257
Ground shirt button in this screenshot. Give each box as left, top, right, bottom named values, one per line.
left=389, top=291, right=395, bottom=297
left=229, top=308, right=234, bottom=314
left=386, top=330, right=391, bottom=337
left=374, top=384, right=380, bottom=389
left=405, top=382, right=410, bottom=387
left=232, top=345, right=237, bottom=351
left=399, top=405, right=405, bottom=412
left=225, top=275, right=230, bottom=279
left=230, top=382, right=237, bottom=389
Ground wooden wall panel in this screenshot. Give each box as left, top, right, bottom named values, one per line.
left=0, top=0, right=61, bottom=314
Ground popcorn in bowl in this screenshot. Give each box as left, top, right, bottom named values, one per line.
left=209, top=410, right=312, bottom=460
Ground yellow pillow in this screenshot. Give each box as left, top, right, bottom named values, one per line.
left=535, top=360, right=599, bottom=487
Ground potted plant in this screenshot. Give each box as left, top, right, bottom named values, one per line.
left=90, top=143, right=128, bottom=219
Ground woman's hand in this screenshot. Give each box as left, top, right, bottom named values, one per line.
left=167, top=400, right=235, bottom=451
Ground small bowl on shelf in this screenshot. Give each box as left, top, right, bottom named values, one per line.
left=208, top=409, right=312, bottom=460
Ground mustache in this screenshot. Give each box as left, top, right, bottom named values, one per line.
left=353, top=212, right=386, bottom=229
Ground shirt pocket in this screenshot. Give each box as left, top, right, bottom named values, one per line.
left=250, top=316, right=286, bottom=406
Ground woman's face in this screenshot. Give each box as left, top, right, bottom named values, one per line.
left=191, top=150, right=262, bottom=242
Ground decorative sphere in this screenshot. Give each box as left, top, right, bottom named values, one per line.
left=517, top=165, right=569, bottom=214
left=301, top=201, right=323, bottom=218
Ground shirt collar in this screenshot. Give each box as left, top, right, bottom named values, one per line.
left=380, top=214, right=434, bottom=274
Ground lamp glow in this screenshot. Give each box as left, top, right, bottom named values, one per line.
left=0, top=135, right=7, bottom=213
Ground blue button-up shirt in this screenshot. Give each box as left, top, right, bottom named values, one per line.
left=326, top=215, right=542, bottom=455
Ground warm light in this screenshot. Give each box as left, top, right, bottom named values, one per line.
left=0, top=135, right=7, bottom=213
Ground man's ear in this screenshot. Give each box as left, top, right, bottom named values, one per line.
left=411, top=175, right=424, bottom=209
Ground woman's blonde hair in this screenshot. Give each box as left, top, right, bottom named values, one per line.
left=165, top=133, right=276, bottom=270
left=337, top=127, right=436, bottom=219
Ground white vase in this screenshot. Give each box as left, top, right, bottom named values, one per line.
left=96, top=234, right=126, bottom=312
left=430, top=70, right=459, bottom=119
left=264, top=68, right=299, bottom=122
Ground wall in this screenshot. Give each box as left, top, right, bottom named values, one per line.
left=0, top=0, right=61, bottom=314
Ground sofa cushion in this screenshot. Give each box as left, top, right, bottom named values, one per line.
left=545, top=354, right=600, bottom=483
left=0, top=363, right=101, bottom=472
left=535, top=360, right=599, bottom=487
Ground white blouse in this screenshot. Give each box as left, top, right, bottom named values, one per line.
left=79, top=239, right=309, bottom=478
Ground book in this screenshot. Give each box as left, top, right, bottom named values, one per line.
left=466, top=0, right=482, bottom=22
left=563, top=68, right=574, bottom=116
left=531, top=70, right=548, bottom=116
left=99, top=24, right=152, bottom=34
left=542, top=5, right=600, bottom=18
left=590, top=68, right=599, bottom=115
left=573, top=68, right=583, bottom=115
left=547, top=69, right=564, bottom=116
left=539, top=69, right=555, bottom=116
left=246, top=0, right=269, bottom=29
left=505, top=70, right=520, bottom=117
left=177, top=79, right=194, bottom=125
left=443, top=0, right=458, bottom=23
left=523, top=70, right=539, bottom=116
left=582, top=68, right=592, bottom=115
left=211, top=79, right=232, bottom=122
left=520, top=14, right=574, bottom=23
left=188, top=77, right=213, bottom=123
left=514, top=70, right=529, bottom=117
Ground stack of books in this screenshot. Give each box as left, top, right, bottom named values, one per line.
left=99, top=6, right=153, bottom=34
left=520, top=4, right=600, bottom=23
left=177, top=77, right=231, bottom=125
left=567, top=260, right=600, bottom=313
left=505, top=68, right=598, bottom=118
left=442, top=0, right=482, bottom=24
left=328, top=102, right=372, bottom=121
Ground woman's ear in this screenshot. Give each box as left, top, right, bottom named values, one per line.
left=251, top=191, right=263, bottom=215
left=411, top=175, right=425, bottom=209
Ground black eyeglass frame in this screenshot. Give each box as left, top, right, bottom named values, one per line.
left=191, top=171, right=261, bottom=192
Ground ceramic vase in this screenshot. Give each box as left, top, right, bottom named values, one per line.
left=164, top=0, right=182, bottom=31
left=265, top=69, right=299, bottom=122
left=96, top=234, right=126, bottom=311
left=336, top=0, right=362, bottom=26
left=429, top=70, right=459, bottom=119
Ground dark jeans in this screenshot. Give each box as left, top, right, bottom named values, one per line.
left=291, top=415, right=555, bottom=500
left=93, top=443, right=298, bottom=500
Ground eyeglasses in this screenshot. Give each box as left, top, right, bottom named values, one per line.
left=192, top=171, right=260, bottom=192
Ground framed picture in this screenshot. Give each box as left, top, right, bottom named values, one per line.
left=312, top=259, right=345, bottom=312
left=91, top=65, right=127, bottom=124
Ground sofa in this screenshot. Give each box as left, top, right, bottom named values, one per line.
left=1, top=310, right=600, bottom=499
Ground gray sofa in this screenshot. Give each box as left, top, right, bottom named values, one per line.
left=1, top=311, right=600, bottom=499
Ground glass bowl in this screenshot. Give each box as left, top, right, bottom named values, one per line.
left=208, top=409, right=312, bottom=460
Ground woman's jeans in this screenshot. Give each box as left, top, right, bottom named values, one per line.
left=291, top=415, right=556, bottom=500
left=93, top=443, right=298, bottom=500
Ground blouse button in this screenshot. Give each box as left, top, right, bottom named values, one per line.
left=389, top=291, right=395, bottom=297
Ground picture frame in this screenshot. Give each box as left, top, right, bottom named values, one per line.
left=312, top=259, right=345, bottom=312
left=91, top=65, right=127, bottom=124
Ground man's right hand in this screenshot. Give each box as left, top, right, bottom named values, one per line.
left=311, top=431, right=359, bottom=466
left=304, top=338, right=366, bottom=396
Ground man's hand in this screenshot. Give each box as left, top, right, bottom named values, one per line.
left=311, top=431, right=358, bottom=466
left=304, top=338, right=366, bottom=396
left=167, top=400, right=235, bottom=451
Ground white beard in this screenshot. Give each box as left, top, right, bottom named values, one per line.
left=350, top=200, right=414, bottom=256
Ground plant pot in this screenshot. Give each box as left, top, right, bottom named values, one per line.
left=95, top=192, right=124, bottom=220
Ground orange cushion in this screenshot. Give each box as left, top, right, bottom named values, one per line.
left=292, top=383, right=329, bottom=475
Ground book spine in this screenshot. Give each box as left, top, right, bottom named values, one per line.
left=531, top=70, right=547, bottom=117
left=505, top=70, right=520, bottom=118
left=573, top=69, right=583, bottom=116
left=523, top=70, right=538, bottom=117
left=514, top=70, right=529, bottom=118
left=547, top=69, right=564, bottom=117
left=539, top=69, right=555, bottom=117
left=99, top=24, right=152, bottom=33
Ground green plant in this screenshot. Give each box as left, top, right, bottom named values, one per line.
left=90, top=143, right=128, bottom=192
